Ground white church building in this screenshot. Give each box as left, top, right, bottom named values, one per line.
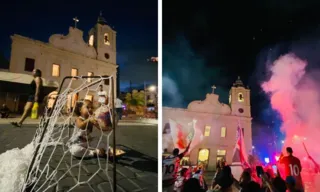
left=162, top=77, right=253, bottom=171
left=4, top=14, right=117, bottom=110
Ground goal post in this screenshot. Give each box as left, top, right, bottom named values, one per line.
left=22, top=75, right=117, bottom=192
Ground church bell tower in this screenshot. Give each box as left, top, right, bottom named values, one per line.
left=229, top=76, right=251, bottom=117
left=88, top=12, right=117, bottom=64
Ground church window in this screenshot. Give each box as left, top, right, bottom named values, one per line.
left=71, top=68, right=78, bottom=76
left=52, top=64, right=60, bottom=77
left=217, top=149, right=226, bottom=156
left=88, top=72, right=93, bottom=82
left=238, top=92, right=244, bottom=102
left=204, top=125, right=211, bottom=136
left=220, top=127, right=226, bottom=137
left=89, top=35, right=94, bottom=46
left=24, top=58, right=35, bottom=72
left=198, top=149, right=210, bottom=167
left=242, top=128, right=245, bottom=137
left=104, top=33, right=110, bottom=45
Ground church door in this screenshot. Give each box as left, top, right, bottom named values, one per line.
left=198, top=149, right=210, bottom=168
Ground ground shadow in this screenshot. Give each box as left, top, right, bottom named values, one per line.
left=115, top=144, right=158, bottom=173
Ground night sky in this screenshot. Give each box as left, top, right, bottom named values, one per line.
left=0, top=0, right=158, bottom=91
left=163, top=1, right=320, bottom=139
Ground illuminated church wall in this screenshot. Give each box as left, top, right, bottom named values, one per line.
left=9, top=15, right=117, bottom=103
left=162, top=78, right=253, bottom=171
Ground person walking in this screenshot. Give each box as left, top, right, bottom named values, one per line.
left=11, top=69, right=44, bottom=127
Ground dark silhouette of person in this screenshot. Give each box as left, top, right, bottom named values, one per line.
left=0, top=104, right=10, bottom=118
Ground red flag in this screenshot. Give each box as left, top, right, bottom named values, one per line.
left=232, top=122, right=250, bottom=168
left=169, top=119, right=195, bottom=151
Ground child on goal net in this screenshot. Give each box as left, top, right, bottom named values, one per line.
left=67, top=99, right=114, bottom=158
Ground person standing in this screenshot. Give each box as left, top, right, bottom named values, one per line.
left=163, top=143, right=191, bottom=192
left=279, top=147, right=304, bottom=192
left=0, top=104, right=10, bottom=118
left=11, top=69, right=44, bottom=127
left=97, top=85, right=107, bottom=106
left=115, top=98, right=123, bottom=120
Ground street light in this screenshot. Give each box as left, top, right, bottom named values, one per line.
left=281, top=140, right=284, bottom=144
left=144, top=84, right=156, bottom=107
left=148, top=85, right=156, bottom=92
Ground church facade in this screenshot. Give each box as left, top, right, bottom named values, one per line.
left=162, top=77, right=253, bottom=171
left=8, top=15, right=118, bottom=104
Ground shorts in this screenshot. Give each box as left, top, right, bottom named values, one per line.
left=27, top=95, right=44, bottom=103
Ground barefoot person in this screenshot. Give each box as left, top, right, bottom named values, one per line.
left=67, top=100, right=112, bottom=158
left=11, top=69, right=44, bottom=127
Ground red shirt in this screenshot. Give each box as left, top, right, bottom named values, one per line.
left=279, top=155, right=303, bottom=190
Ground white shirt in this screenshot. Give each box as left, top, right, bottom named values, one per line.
left=97, top=91, right=107, bottom=104
left=115, top=98, right=122, bottom=108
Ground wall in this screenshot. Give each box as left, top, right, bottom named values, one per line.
left=9, top=34, right=118, bottom=101
left=162, top=107, right=252, bottom=170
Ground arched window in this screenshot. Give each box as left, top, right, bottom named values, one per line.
left=104, top=33, right=110, bottom=45
left=89, top=35, right=94, bottom=46
left=238, top=92, right=244, bottom=102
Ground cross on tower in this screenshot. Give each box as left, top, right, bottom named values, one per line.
left=211, top=85, right=216, bottom=94
left=73, top=17, right=79, bottom=28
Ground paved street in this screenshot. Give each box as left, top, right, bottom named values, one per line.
left=0, top=120, right=158, bottom=192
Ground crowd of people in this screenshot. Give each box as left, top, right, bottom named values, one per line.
left=163, top=145, right=315, bottom=192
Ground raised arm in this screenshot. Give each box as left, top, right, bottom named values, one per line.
left=178, top=142, right=191, bottom=159
left=298, top=159, right=302, bottom=172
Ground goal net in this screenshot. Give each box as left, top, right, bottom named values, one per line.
left=21, top=75, right=119, bottom=192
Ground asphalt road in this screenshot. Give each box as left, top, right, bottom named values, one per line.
left=0, top=122, right=158, bottom=192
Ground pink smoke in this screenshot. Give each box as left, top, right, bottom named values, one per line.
left=262, top=54, right=320, bottom=190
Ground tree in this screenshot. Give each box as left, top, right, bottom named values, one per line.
left=125, top=90, right=145, bottom=115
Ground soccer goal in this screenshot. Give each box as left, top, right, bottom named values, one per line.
left=21, top=75, right=118, bottom=192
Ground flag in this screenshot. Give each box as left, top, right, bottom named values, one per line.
left=169, top=119, right=195, bottom=151
left=232, top=121, right=250, bottom=168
